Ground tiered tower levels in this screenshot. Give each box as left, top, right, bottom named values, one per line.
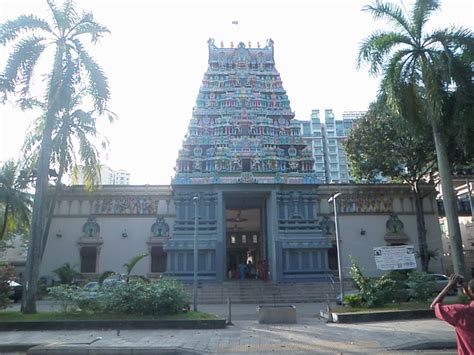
left=173, top=39, right=317, bottom=185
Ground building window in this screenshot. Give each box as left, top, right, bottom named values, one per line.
left=151, top=246, right=167, bottom=273
left=80, top=247, right=97, bottom=273
left=253, top=234, right=258, bottom=244
left=242, top=234, right=247, bottom=244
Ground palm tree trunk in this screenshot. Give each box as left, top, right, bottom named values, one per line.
left=22, top=47, right=66, bottom=314
left=22, top=112, right=55, bottom=314
left=430, top=118, right=465, bottom=275
left=412, top=182, right=429, bottom=271
left=0, top=203, right=9, bottom=240
left=40, top=135, right=67, bottom=259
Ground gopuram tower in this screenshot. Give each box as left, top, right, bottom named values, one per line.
left=165, top=39, right=331, bottom=282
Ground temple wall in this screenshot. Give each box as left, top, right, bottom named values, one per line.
left=40, top=185, right=175, bottom=279
left=40, top=184, right=444, bottom=281
left=336, top=214, right=443, bottom=278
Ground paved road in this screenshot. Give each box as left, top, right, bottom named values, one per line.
left=0, top=301, right=458, bottom=354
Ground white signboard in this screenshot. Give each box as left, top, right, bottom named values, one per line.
left=373, top=245, right=417, bottom=270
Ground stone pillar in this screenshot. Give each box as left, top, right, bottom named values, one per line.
left=185, top=198, right=190, bottom=220
left=205, top=196, right=210, bottom=220
left=215, top=191, right=225, bottom=282
left=175, top=200, right=181, bottom=220
left=304, top=198, right=310, bottom=219
left=284, top=196, right=289, bottom=220
left=268, top=190, right=280, bottom=282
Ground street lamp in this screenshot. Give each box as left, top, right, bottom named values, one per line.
left=466, top=178, right=474, bottom=222
left=193, top=194, right=200, bottom=312
left=328, top=192, right=344, bottom=302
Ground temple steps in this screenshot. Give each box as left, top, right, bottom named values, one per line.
left=182, top=280, right=355, bottom=304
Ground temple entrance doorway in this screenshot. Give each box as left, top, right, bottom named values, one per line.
left=224, top=193, right=267, bottom=281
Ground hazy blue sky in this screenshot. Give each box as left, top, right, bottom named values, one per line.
left=1, top=0, right=472, bottom=184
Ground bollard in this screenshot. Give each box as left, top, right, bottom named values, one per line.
left=226, top=297, right=234, bottom=325
left=326, top=294, right=333, bottom=323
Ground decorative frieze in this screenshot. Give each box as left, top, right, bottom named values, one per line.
left=92, top=197, right=159, bottom=215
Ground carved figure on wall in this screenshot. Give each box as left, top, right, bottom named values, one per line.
left=320, top=216, right=336, bottom=235
left=386, top=214, right=404, bottom=234
left=231, top=153, right=241, bottom=171
left=151, top=216, right=170, bottom=237
left=82, top=215, right=100, bottom=238
left=251, top=154, right=262, bottom=171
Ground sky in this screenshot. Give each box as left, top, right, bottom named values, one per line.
left=0, top=0, right=472, bottom=185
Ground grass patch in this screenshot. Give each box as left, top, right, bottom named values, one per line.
left=332, top=302, right=430, bottom=313
left=0, top=311, right=219, bottom=321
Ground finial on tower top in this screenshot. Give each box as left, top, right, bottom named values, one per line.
left=231, top=41, right=234, bottom=48
left=248, top=41, right=251, bottom=48
left=257, top=42, right=260, bottom=48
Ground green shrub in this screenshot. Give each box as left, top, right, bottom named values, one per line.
left=0, top=263, right=16, bottom=309
left=48, top=284, right=102, bottom=313
left=102, top=278, right=189, bottom=315
left=53, top=263, right=81, bottom=284
left=405, top=271, right=435, bottom=302
left=343, top=293, right=363, bottom=307
left=349, top=257, right=397, bottom=307
left=49, top=277, right=191, bottom=316
left=48, top=285, right=81, bottom=312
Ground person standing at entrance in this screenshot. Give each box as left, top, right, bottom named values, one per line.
left=430, top=273, right=474, bottom=354
left=261, top=260, right=269, bottom=281
left=238, top=261, right=247, bottom=280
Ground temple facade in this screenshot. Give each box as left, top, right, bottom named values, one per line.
left=167, top=39, right=330, bottom=282
left=39, top=39, right=444, bottom=283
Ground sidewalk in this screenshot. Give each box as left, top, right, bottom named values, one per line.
left=0, top=301, right=457, bottom=354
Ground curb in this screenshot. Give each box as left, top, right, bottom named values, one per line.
left=321, top=309, right=434, bottom=323
left=0, top=319, right=226, bottom=331
left=28, top=345, right=206, bottom=354
left=387, top=340, right=457, bottom=351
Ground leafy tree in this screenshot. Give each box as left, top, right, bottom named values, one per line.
left=0, top=160, right=32, bottom=240
left=358, top=0, right=474, bottom=275
left=0, top=0, right=110, bottom=313
left=344, top=96, right=437, bottom=270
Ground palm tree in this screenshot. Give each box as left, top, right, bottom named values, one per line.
left=0, top=0, right=110, bottom=313
left=123, top=253, right=149, bottom=283
left=357, top=0, right=474, bottom=275
left=0, top=160, right=32, bottom=241
left=23, top=90, right=115, bottom=257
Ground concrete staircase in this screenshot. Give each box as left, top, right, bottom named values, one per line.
left=183, top=280, right=354, bottom=304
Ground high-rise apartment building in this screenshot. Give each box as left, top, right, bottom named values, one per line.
left=74, top=165, right=131, bottom=185
left=295, top=109, right=365, bottom=183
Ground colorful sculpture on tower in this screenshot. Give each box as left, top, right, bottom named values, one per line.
left=173, top=39, right=317, bottom=185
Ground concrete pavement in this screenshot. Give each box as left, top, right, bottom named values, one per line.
left=0, top=301, right=458, bottom=354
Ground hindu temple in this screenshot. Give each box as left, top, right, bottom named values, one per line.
left=166, top=39, right=330, bottom=282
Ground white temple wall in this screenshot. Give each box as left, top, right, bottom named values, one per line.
left=336, top=213, right=443, bottom=278
left=40, top=184, right=445, bottom=281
